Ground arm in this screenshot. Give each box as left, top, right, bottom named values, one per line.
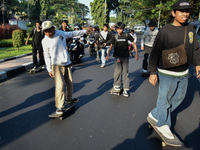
left=132, top=42, right=138, bottom=61
left=134, top=33, right=137, bottom=43
left=25, top=35, right=30, bottom=45
left=141, top=30, right=148, bottom=50
left=42, top=40, right=53, bottom=77
left=106, top=44, right=113, bottom=61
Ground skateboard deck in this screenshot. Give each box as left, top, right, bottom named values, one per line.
left=110, top=88, right=122, bottom=96
left=29, top=68, right=41, bottom=74
left=147, top=115, right=183, bottom=147
left=49, top=101, right=78, bottom=120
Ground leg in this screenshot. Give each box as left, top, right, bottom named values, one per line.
left=151, top=73, right=182, bottom=127
left=113, top=58, right=122, bottom=88
left=38, top=46, right=45, bottom=66
left=64, top=66, right=73, bottom=101
left=52, top=65, right=65, bottom=109
left=101, top=48, right=106, bottom=65
left=32, top=47, right=38, bottom=67
left=122, top=58, right=130, bottom=90
left=142, top=53, right=149, bottom=70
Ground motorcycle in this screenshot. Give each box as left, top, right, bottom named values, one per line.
left=68, top=37, right=84, bottom=63
left=88, top=35, right=96, bottom=56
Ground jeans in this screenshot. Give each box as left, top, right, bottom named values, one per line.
left=151, top=73, right=188, bottom=127
left=52, top=65, right=73, bottom=109
left=100, top=47, right=110, bottom=65
left=113, top=57, right=129, bottom=90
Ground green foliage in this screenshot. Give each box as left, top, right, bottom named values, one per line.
left=0, top=39, right=13, bottom=47
left=12, top=29, right=25, bottom=51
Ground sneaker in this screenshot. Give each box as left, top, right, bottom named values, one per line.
left=156, top=125, right=174, bottom=139
left=114, top=86, right=121, bottom=91
left=101, top=64, right=105, bottom=68
left=32, top=67, right=37, bottom=71
left=41, top=65, right=46, bottom=69
left=142, top=69, right=148, bottom=73
left=123, top=89, right=129, bottom=97
left=148, top=112, right=158, bottom=123
left=56, top=108, right=63, bottom=115
left=65, top=98, right=79, bottom=104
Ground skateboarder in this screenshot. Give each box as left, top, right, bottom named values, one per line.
left=105, top=22, right=139, bottom=97
left=148, top=0, right=200, bottom=140
left=141, top=20, right=158, bottom=75
left=25, top=20, right=45, bottom=71
left=41, top=20, right=87, bottom=115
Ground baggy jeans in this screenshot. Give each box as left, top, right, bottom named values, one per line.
left=52, top=65, right=73, bottom=109
left=151, top=73, right=188, bottom=127
left=113, top=57, right=129, bottom=90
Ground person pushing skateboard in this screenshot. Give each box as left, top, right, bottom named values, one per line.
left=41, top=20, right=88, bottom=115
left=148, top=0, right=200, bottom=142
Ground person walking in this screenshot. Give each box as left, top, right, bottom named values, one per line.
left=141, top=21, right=158, bottom=75
left=105, top=22, right=139, bottom=97
left=41, top=20, right=88, bottom=115
left=148, top=0, right=200, bottom=140
left=95, top=23, right=112, bottom=67
left=25, top=20, right=45, bottom=70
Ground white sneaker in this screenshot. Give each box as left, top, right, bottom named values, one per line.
left=143, top=69, right=148, bottom=73
left=114, top=86, right=121, bottom=91
left=123, top=89, right=129, bottom=97
left=156, top=125, right=174, bottom=139
left=101, top=64, right=105, bottom=68
left=148, top=112, right=158, bottom=123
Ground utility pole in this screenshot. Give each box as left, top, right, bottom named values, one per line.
left=1, top=0, right=6, bottom=24
left=157, top=0, right=162, bottom=29
left=105, top=0, right=107, bottom=23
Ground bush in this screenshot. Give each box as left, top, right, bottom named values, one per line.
left=0, top=39, right=13, bottom=47
left=0, top=24, right=19, bottom=39
left=12, top=29, right=25, bottom=51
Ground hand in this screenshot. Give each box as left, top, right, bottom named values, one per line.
left=141, top=47, right=144, bottom=51
left=106, top=55, right=109, bottom=61
left=103, top=43, right=106, bottom=46
left=25, top=41, right=28, bottom=45
left=196, top=66, right=200, bottom=78
left=49, top=71, right=54, bottom=78
left=149, top=74, right=157, bottom=86
left=135, top=53, right=139, bottom=61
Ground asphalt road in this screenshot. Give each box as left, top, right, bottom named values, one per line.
left=0, top=36, right=200, bottom=150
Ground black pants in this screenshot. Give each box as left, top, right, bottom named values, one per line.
left=32, top=46, right=45, bottom=67
left=142, top=46, right=152, bottom=70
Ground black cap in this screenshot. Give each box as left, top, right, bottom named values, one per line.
left=172, top=0, right=190, bottom=11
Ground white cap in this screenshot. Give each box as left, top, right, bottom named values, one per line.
left=74, top=25, right=79, bottom=29
left=41, top=20, right=54, bottom=30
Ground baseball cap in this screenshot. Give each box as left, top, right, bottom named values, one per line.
left=41, top=20, right=54, bottom=30
left=172, top=0, right=191, bottom=11
left=74, top=25, right=80, bottom=29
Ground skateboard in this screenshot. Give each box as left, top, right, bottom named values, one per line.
left=49, top=101, right=78, bottom=120
left=29, top=68, right=41, bottom=74
left=147, top=115, right=183, bottom=147
left=110, top=87, right=122, bottom=96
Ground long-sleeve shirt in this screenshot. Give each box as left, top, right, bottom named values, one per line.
left=149, top=23, right=200, bottom=76
left=42, top=30, right=86, bottom=72
left=141, top=28, right=158, bottom=47
left=128, top=33, right=137, bottom=44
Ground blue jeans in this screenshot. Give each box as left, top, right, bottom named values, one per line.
left=151, top=73, right=188, bottom=127
left=100, top=47, right=109, bottom=65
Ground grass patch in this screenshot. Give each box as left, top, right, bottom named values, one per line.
left=0, top=45, right=32, bottom=60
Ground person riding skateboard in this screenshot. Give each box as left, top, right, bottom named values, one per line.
left=41, top=20, right=88, bottom=115
left=105, top=22, right=139, bottom=97
left=148, top=0, right=200, bottom=140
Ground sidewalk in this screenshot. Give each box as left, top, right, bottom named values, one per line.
left=0, top=55, right=33, bottom=82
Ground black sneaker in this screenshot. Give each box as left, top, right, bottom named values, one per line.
left=56, top=108, right=63, bottom=115
left=65, top=98, right=79, bottom=104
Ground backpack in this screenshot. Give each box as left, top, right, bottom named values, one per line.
left=114, top=33, right=129, bottom=50
left=33, top=28, right=44, bottom=38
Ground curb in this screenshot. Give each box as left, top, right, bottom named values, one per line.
left=0, top=53, right=32, bottom=63
left=0, top=62, right=33, bottom=82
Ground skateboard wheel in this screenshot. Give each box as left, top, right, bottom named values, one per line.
left=162, top=142, right=166, bottom=147
left=148, top=124, right=152, bottom=129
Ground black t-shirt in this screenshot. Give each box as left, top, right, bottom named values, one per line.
left=107, top=33, right=134, bottom=58
left=29, top=29, right=44, bottom=48
left=149, top=23, right=200, bottom=74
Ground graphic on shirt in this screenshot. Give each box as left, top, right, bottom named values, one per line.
left=59, top=36, right=64, bottom=41
left=168, top=52, right=180, bottom=64
left=188, top=32, right=193, bottom=44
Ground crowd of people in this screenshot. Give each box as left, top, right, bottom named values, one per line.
left=25, top=0, right=200, bottom=144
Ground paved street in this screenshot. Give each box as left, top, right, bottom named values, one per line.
left=0, top=37, right=200, bottom=150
